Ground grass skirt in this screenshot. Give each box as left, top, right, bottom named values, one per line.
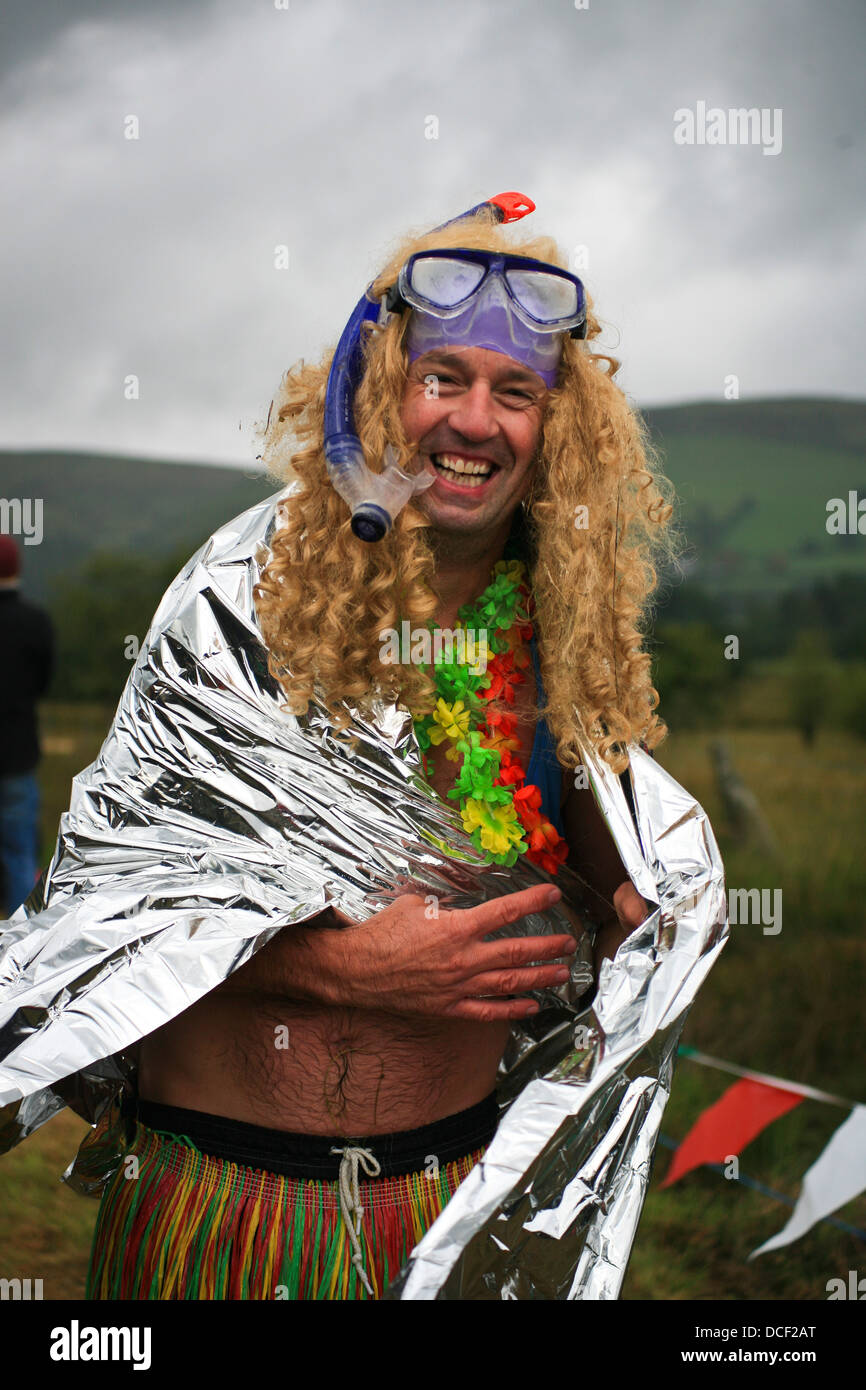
left=86, top=1119, right=484, bottom=1300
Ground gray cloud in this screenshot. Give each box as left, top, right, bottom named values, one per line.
left=0, top=0, right=219, bottom=82
left=1, top=0, right=863, bottom=465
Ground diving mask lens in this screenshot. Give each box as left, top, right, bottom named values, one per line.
left=504, top=268, right=579, bottom=325
left=400, top=250, right=584, bottom=331
left=408, top=256, right=485, bottom=308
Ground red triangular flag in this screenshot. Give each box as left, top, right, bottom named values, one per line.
left=660, top=1077, right=804, bottom=1188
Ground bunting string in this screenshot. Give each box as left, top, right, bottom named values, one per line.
left=677, top=1045, right=860, bottom=1110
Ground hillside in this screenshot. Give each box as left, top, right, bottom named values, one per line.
left=642, top=397, right=866, bottom=595
left=2, top=397, right=864, bottom=601
left=0, top=451, right=274, bottom=603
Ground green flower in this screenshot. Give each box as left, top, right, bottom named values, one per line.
left=432, top=657, right=486, bottom=708
left=458, top=560, right=526, bottom=636
left=447, top=732, right=507, bottom=803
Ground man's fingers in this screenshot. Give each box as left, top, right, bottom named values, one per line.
left=464, top=961, right=573, bottom=998
left=445, top=997, right=544, bottom=1023
left=463, top=933, right=576, bottom=975
left=456, top=883, right=563, bottom=939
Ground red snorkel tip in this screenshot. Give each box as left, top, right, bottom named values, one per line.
left=487, top=192, right=536, bottom=223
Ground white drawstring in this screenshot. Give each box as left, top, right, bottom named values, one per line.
left=329, top=1145, right=382, bottom=1297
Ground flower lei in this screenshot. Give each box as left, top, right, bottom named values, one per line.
left=413, top=559, right=569, bottom=876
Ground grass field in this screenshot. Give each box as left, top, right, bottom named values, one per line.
left=1, top=704, right=863, bottom=1300
left=623, top=726, right=866, bottom=1300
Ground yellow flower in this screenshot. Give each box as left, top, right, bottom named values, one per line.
left=493, top=558, right=524, bottom=587
left=461, top=798, right=525, bottom=856
left=428, top=698, right=470, bottom=748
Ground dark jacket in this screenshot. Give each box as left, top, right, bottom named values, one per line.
left=0, top=588, right=55, bottom=776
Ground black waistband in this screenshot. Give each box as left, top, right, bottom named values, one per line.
left=124, top=1093, right=499, bottom=1181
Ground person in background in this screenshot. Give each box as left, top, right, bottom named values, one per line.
left=0, top=534, right=54, bottom=915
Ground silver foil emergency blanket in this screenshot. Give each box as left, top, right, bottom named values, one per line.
left=0, top=487, right=727, bottom=1299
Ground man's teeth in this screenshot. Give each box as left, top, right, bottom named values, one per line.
left=432, top=454, right=494, bottom=487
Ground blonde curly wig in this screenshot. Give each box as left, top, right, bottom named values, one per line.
left=253, top=208, right=678, bottom=774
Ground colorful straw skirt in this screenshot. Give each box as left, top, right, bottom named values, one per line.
left=85, top=1095, right=497, bottom=1300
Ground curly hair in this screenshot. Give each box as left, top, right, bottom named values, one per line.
left=253, top=208, right=679, bottom=774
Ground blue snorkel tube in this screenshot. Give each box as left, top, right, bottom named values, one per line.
left=322, top=192, right=536, bottom=543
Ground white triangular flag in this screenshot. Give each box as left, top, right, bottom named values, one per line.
left=748, top=1104, right=866, bottom=1259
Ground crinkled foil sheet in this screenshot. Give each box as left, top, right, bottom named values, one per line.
left=0, top=487, right=727, bottom=1300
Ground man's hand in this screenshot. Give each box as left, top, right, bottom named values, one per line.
left=268, top=883, right=579, bottom=1023
left=592, top=880, right=651, bottom=974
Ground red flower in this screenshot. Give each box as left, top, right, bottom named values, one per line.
left=527, top=834, right=569, bottom=875
left=482, top=651, right=524, bottom=704
left=480, top=707, right=522, bottom=757
left=513, top=783, right=543, bottom=829
left=484, top=708, right=518, bottom=736
left=511, top=786, right=569, bottom=874
left=496, top=760, right=526, bottom=788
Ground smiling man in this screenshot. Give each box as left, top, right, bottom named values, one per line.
left=404, top=347, right=544, bottom=529
left=85, top=198, right=674, bottom=1302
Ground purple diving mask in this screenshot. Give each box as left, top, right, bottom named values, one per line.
left=385, top=247, right=588, bottom=388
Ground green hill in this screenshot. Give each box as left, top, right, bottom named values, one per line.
left=0, top=450, right=273, bottom=603
left=642, top=397, right=866, bottom=595
left=2, top=396, right=864, bottom=602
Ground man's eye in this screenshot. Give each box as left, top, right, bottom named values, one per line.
left=503, top=387, right=536, bottom=402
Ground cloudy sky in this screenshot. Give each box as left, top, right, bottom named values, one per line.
left=2, top=0, right=864, bottom=467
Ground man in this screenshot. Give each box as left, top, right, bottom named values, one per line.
left=0, top=535, right=54, bottom=916
left=82, top=196, right=675, bottom=1299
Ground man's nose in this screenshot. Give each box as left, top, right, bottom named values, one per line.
left=445, top=382, right=498, bottom=440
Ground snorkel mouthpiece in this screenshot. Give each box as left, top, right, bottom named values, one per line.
left=322, top=192, right=536, bottom=542
left=325, top=439, right=433, bottom=542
